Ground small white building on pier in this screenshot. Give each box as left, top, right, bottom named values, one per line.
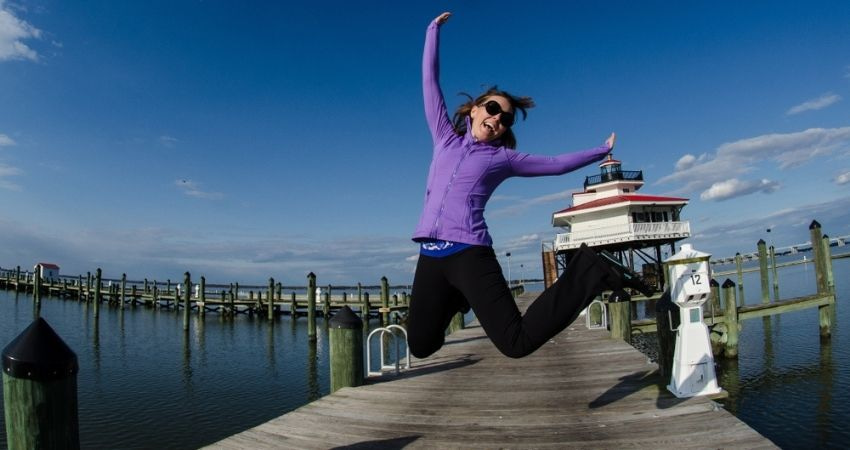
left=34, top=262, right=60, bottom=280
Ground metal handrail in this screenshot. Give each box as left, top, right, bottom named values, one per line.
left=585, top=299, right=607, bottom=330
left=584, top=170, right=643, bottom=189
left=366, top=325, right=410, bottom=377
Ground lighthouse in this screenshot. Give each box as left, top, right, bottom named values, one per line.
left=543, top=154, right=691, bottom=293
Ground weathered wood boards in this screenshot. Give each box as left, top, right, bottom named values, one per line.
left=206, top=293, right=775, bottom=449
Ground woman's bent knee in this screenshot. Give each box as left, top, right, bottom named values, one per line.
left=409, top=341, right=441, bottom=359
left=494, top=341, right=537, bottom=359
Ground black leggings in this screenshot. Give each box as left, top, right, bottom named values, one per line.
left=408, top=245, right=609, bottom=359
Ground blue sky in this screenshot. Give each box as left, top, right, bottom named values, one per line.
left=1, top=0, right=850, bottom=285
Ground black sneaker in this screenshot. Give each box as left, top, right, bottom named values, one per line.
left=596, top=250, right=655, bottom=297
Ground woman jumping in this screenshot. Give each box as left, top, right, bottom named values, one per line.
left=409, top=12, right=648, bottom=359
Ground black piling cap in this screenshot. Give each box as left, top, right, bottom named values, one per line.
left=2, top=317, right=78, bottom=381
left=722, top=278, right=736, bottom=288
left=329, top=305, right=362, bottom=330
left=810, top=220, right=821, bottom=230
left=608, top=289, right=631, bottom=303
left=757, top=239, right=766, bottom=245
left=710, top=278, right=719, bottom=287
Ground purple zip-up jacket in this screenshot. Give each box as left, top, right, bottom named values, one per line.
left=412, top=20, right=611, bottom=247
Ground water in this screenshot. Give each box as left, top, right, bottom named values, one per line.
left=710, top=256, right=850, bottom=448
left=0, top=294, right=332, bottom=449
left=0, top=258, right=847, bottom=448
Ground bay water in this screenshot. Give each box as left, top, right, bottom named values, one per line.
left=0, top=257, right=847, bottom=448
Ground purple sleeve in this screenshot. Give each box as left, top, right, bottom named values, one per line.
left=506, top=145, right=611, bottom=177
left=423, top=21, right=454, bottom=149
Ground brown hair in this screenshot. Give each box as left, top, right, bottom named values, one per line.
left=452, top=86, right=535, bottom=149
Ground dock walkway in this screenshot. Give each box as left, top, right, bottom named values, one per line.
left=207, top=293, right=775, bottom=449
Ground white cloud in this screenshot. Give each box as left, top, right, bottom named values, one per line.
left=687, top=195, right=850, bottom=260
left=0, top=1, right=41, bottom=62
left=0, top=218, right=419, bottom=285
left=675, top=154, right=696, bottom=171
left=657, top=127, right=850, bottom=197
left=835, top=171, right=850, bottom=185
left=502, top=233, right=540, bottom=251
left=175, top=179, right=223, bottom=199
left=786, top=93, right=842, bottom=115
left=699, top=178, right=779, bottom=201
left=0, top=133, right=15, bottom=146
left=0, top=162, right=22, bottom=190
left=489, top=189, right=578, bottom=218
left=159, top=135, right=178, bottom=148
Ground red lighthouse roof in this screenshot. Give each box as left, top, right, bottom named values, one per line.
left=555, top=194, right=688, bottom=215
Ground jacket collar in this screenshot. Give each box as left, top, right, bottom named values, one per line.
left=463, top=116, right=503, bottom=148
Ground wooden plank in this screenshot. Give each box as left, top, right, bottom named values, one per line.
left=738, top=294, right=833, bottom=320
left=206, top=292, right=774, bottom=449
left=632, top=293, right=833, bottom=333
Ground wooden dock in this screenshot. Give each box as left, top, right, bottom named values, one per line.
left=206, top=293, right=775, bottom=449
left=0, top=272, right=412, bottom=318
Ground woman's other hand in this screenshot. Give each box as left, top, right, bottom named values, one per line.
left=605, top=132, right=616, bottom=151
left=435, top=12, right=451, bottom=25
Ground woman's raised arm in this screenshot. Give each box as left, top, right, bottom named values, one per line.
left=506, top=134, right=615, bottom=177
left=423, top=12, right=455, bottom=147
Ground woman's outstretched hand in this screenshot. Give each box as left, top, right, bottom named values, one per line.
left=605, top=132, right=616, bottom=151
left=435, top=12, right=451, bottom=25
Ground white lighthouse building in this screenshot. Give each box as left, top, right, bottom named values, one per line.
left=543, top=154, right=691, bottom=292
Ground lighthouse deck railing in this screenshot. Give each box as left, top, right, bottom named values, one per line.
left=555, top=221, right=691, bottom=251
left=583, top=169, right=643, bottom=189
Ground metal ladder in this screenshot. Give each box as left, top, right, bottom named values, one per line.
left=366, top=324, right=411, bottom=377
left=585, top=299, right=607, bottom=330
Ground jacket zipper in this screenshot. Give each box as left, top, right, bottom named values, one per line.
left=431, top=143, right=473, bottom=238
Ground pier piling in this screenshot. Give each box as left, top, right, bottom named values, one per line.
left=822, top=234, right=835, bottom=294
left=94, top=269, right=102, bottom=318
left=328, top=306, right=363, bottom=393
left=307, top=273, right=317, bottom=341
left=2, top=318, right=80, bottom=450
left=121, top=274, right=127, bottom=309
left=361, top=292, right=370, bottom=321
left=268, top=278, right=275, bottom=322
left=607, top=290, right=632, bottom=343
left=199, top=276, right=206, bottom=317
left=33, top=271, right=41, bottom=317
left=757, top=240, right=769, bottom=304
left=448, top=311, right=464, bottom=334
left=734, top=253, right=744, bottom=306
left=183, top=272, right=191, bottom=331
left=380, top=277, right=389, bottom=326
left=722, top=279, right=739, bottom=358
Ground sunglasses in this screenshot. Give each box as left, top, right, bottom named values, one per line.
left=482, top=100, right=515, bottom=127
